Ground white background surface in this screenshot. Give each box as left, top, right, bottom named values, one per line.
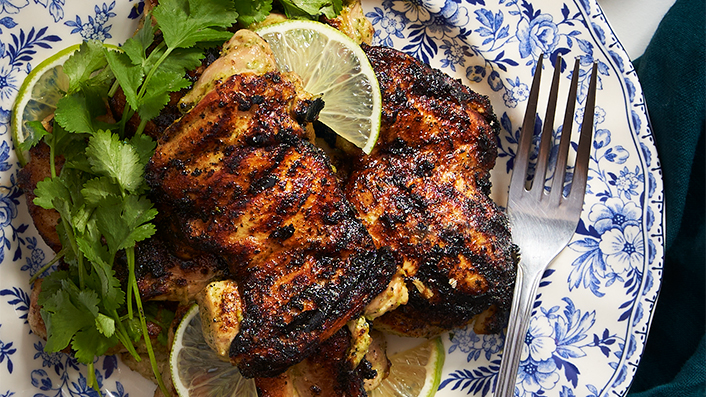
left=597, top=0, right=677, bottom=59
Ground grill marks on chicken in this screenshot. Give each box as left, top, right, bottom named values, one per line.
left=131, top=236, right=229, bottom=302
left=145, top=71, right=396, bottom=377
left=346, top=46, right=517, bottom=336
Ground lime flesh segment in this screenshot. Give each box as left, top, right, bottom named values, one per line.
left=256, top=20, right=381, bottom=154
left=170, top=305, right=257, bottom=397
left=11, top=44, right=79, bottom=166
left=369, top=337, right=445, bottom=397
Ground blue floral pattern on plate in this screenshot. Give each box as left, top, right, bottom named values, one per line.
left=0, top=0, right=663, bottom=396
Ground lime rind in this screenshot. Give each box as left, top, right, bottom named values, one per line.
left=11, top=43, right=121, bottom=166
left=11, top=44, right=80, bottom=166
left=424, top=337, right=445, bottom=397
left=170, top=305, right=257, bottom=397
left=256, top=20, right=382, bottom=155
left=369, top=336, right=445, bottom=397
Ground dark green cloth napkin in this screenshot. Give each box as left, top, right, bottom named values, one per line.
left=627, top=0, right=705, bottom=395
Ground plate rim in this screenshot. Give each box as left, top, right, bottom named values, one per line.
left=0, top=0, right=665, bottom=396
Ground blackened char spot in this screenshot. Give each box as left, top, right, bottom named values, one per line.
left=356, top=359, right=377, bottom=380
left=246, top=133, right=268, bottom=147
left=386, top=138, right=413, bottom=155
left=249, top=174, right=278, bottom=194
left=269, top=224, right=295, bottom=241
left=304, top=97, right=325, bottom=122
left=415, top=159, right=435, bottom=177
left=238, top=97, right=252, bottom=111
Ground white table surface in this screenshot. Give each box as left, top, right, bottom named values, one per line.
left=597, top=0, right=677, bottom=60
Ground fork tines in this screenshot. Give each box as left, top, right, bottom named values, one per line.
left=510, top=54, right=599, bottom=207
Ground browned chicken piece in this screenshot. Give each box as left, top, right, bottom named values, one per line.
left=254, top=321, right=389, bottom=396
left=28, top=279, right=48, bottom=341
left=346, top=45, right=517, bottom=337
left=360, top=330, right=390, bottom=391
left=196, top=279, right=244, bottom=357
left=17, top=142, right=64, bottom=252
left=129, top=236, right=230, bottom=303
left=144, top=69, right=396, bottom=378
left=321, top=0, right=374, bottom=45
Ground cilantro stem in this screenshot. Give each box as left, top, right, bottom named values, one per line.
left=87, top=360, right=99, bottom=392
left=113, top=309, right=140, bottom=360
left=58, top=215, right=86, bottom=289
left=126, top=246, right=136, bottom=319
left=29, top=247, right=67, bottom=284
left=129, top=249, right=168, bottom=395
left=135, top=118, right=148, bottom=137
left=48, top=120, right=86, bottom=289
left=108, top=78, right=120, bottom=98
left=49, top=120, right=58, bottom=179
left=118, top=100, right=134, bottom=138
left=133, top=45, right=172, bottom=137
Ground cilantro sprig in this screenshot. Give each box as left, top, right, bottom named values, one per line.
left=33, top=0, right=237, bottom=393
left=27, top=0, right=345, bottom=393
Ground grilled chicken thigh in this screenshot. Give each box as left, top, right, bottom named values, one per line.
left=145, top=51, right=395, bottom=376
left=346, top=46, right=517, bottom=336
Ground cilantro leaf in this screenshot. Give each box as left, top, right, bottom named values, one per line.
left=72, top=323, right=118, bottom=363
left=158, top=47, right=205, bottom=75
left=235, top=0, right=272, bottom=25
left=63, top=40, right=109, bottom=94
left=54, top=92, right=99, bottom=133
left=137, top=69, right=192, bottom=121
left=33, top=176, right=71, bottom=211
left=81, top=177, right=122, bottom=206
left=121, top=22, right=155, bottom=69
left=104, top=50, right=144, bottom=113
left=37, top=269, right=71, bottom=303
left=279, top=0, right=343, bottom=19
left=95, top=313, right=116, bottom=337
left=76, top=220, right=126, bottom=313
left=94, top=195, right=157, bottom=256
left=20, top=121, right=50, bottom=154
left=153, top=0, right=237, bottom=49
left=40, top=280, right=99, bottom=355
left=129, top=134, right=157, bottom=167
left=49, top=122, right=89, bottom=164
left=86, top=130, right=144, bottom=194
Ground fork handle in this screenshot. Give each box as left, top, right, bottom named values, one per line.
left=494, top=265, right=542, bottom=397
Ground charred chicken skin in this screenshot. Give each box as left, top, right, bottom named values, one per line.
left=346, top=45, right=517, bottom=336
left=144, top=69, right=396, bottom=377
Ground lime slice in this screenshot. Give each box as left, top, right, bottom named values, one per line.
left=11, top=44, right=79, bottom=166
left=11, top=43, right=120, bottom=165
left=369, top=337, right=445, bottom=397
left=255, top=20, right=382, bottom=154
left=170, top=305, right=257, bottom=397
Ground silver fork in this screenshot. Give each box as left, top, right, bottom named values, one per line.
left=494, top=54, right=598, bottom=397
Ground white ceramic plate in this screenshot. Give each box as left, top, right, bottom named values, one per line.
left=0, top=0, right=663, bottom=396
